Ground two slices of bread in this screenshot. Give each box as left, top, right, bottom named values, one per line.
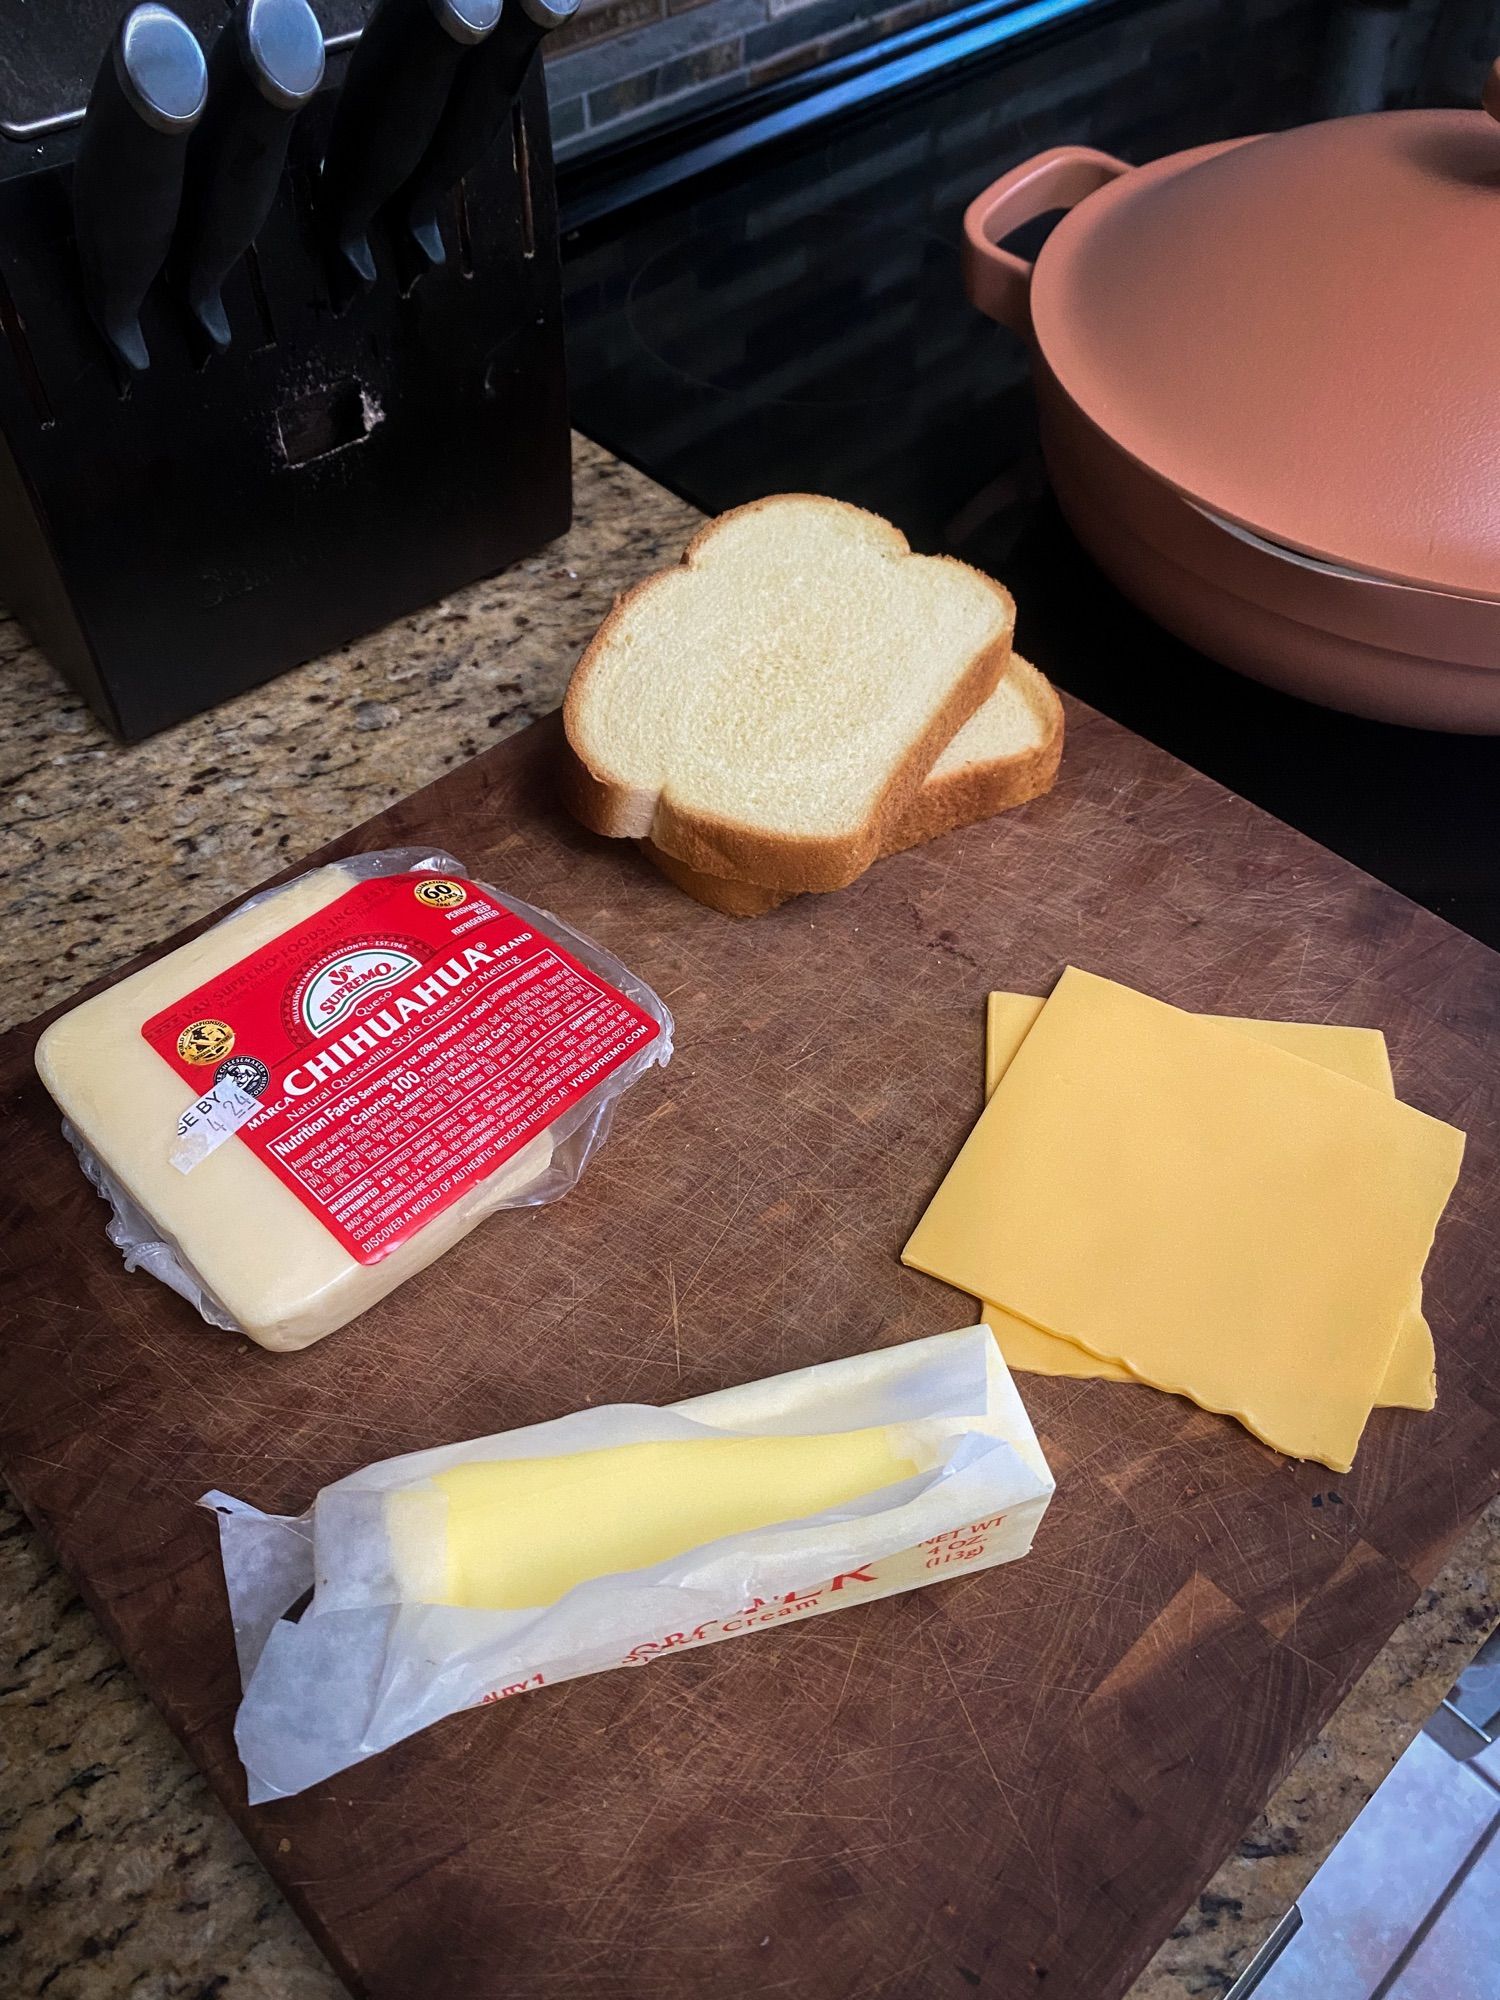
left=560, top=494, right=1060, bottom=912
left=643, top=656, right=1063, bottom=914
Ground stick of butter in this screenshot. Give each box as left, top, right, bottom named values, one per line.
left=390, top=1427, right=926, bottom=1610
left=37, top=850, right=671, bottom=1350
left=204, top=1326, right=1055, bottom=1801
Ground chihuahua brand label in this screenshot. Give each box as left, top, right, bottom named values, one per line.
left=143, top=874, right=662, bottom=1262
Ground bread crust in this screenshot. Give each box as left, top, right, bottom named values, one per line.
left=642, top=664, right=1064, bottom=916
left=646, top=843, right=796, bottom=918
left=559, top=495, right=1016, bottom=894
left=890, top=669, right=1064, bottom=855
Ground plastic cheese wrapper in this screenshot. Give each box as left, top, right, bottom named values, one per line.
left=35, top=848, right=672, bottom=1351
left=203, top=1325, right=1054, bottom=1802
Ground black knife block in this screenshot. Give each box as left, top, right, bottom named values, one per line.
left=0, top=36, right=571, bottom=740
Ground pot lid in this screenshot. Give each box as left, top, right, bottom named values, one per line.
left=1031, top=102, right=1500, bottom=602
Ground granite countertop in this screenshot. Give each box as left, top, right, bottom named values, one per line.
left=1, top=433, right=1495, bottom=2000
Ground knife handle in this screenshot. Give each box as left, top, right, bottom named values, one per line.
left=399, top=0, right=579, bottom=269
left=320, top=0, right=502, bottom=290
left=73, top=4, right=208, bottom=375
left=177, top=0, right=326, bottom=351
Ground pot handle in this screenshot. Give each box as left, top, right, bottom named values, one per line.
left=962, top=147, right=1130, bottom=339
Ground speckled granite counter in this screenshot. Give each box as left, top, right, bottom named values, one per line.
left=1, top=434, right=1495, bottom=2000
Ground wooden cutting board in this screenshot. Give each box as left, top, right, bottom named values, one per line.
left=2, top=705, right=1497, bottom=2000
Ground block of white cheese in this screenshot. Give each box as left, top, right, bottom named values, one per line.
left=37, top=856, right=670, bottom=1351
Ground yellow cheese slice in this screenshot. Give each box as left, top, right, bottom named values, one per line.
left=904, top=968, right=1464, bottom=1470
left=394, top=1428, right=919, bottom=1611
left=980, top=994, right=1435, bottom=1410
left=984, top=993, right=1395, bottom=1098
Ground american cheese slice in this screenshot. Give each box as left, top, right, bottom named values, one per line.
left=983, top=993, right=1396, bottom=1098
left=904, top=968, right=1464, bottom=1470
left=980, top=993, right=1436, bottom=1410
left=36, top=868, right=552, bottom=1351
left=391, top=1427, right=921, bottom=1611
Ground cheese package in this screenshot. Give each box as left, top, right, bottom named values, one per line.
left=904, top=968, right=1465, bottom=1471
left=203, top=1325, right=1054, bottom=1801
left=37, top=850, right=673, bottom=1351
left=979, top=993, right=1437, bottom=1410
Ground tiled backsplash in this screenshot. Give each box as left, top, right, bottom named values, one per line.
left=543, top=0, right=985, bottom=157
left=543, top=0, right=1500, bottom=162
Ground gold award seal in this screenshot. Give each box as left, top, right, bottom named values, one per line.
left=413, top=878, right=468, bottom=910
left=177, top=1019, right=235, bottom=1065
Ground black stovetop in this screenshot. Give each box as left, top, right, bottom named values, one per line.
left=559, top=23, right=1500, bottom=950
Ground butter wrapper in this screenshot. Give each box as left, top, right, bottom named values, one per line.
left=203, top=1326, right=1054, bottom=1803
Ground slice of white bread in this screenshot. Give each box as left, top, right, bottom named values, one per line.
left=560, top=495, right=1016, bottom=894
left=645, top=657, right=1064, bottom=916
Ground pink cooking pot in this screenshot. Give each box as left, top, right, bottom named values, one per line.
left=961, top=64, right=1500, bottom=732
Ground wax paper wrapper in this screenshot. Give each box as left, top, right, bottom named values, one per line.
left=204, top=1326, right=1054, bottom=1802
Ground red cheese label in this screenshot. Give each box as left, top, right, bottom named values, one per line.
left=142, top=873, right=663, bottom=1263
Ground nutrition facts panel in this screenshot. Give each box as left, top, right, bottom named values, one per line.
left=276, top=952, right=650, bottom=1254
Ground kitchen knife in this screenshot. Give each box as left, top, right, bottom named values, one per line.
left=176, top=0, right=326, bottom=352
left=319, top=0, right=502, bottom=291
left=73, top=5, right=208, bottom=375
left=397, top=0, right=580, bottom=270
